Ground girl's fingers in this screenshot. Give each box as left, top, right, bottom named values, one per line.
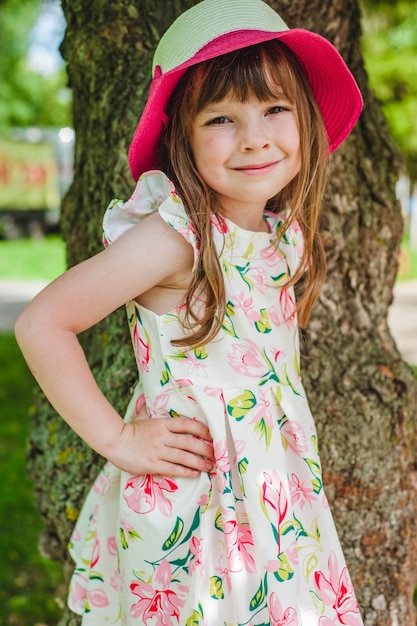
left=165, top=416, right=213, bottom=442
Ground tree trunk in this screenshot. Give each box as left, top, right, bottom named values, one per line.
left=27, top=1, right=417, bottom=625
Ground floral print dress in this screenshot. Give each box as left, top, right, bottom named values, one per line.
left=68, top=170, right=363, bottom=625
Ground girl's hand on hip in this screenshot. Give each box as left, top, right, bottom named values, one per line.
left=108, top=406, right=215, bottom=477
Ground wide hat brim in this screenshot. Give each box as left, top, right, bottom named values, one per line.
left=128, top=25, right=363, bottom=181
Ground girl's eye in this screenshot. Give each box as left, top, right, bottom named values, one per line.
left=267, top=105, right=290, bottom=115
left=207, top=116, right=231, bottom=125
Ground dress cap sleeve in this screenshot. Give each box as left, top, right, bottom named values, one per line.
left=102, top=170, right=199, bottom=269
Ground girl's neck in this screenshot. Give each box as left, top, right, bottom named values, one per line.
left=218, top=205, right=270, bottom=233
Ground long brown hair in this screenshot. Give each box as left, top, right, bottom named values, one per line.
left=159, top=40, right=329, bottom=347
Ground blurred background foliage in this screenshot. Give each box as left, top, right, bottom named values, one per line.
left=0, top=0, right=71, bottom=129
left=361, top=0, right=417, bottom=182
left=0, top=0, right=416, bottom=179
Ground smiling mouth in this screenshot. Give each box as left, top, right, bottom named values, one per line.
left=234, top=161, right=280, bottom=172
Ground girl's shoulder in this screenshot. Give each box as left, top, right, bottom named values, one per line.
left=103, top=170, right=198, bottom=268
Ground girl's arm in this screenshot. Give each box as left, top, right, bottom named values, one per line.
left=15, top=212, right=214, bottom=477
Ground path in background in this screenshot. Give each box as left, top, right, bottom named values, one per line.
left=1, top=278, right=416, bottom=366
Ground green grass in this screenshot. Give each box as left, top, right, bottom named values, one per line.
left=0, top=333, right=66, bottom=625
left=0, top=235, right=66, bottom=281
left=398, top=236, right=417, bottom=281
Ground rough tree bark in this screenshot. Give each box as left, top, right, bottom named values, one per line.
left=26, top=1, right=417, bottom=625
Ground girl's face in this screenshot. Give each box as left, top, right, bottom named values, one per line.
left=190, top=90, right=301, bottom=226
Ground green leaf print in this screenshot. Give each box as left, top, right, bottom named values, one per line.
left=160, top=360, right=172, bottom=386
left=227, top=390, right=257, bottom=420
left=271, top=271, right=287, bottom=285
left=293, top=513, right=308, bottom=540
left=273, top=552, right=294, bottom=582
left=254, top=417, right=273, bottom=450
left=235, top=262, right=254, bottom=290
left=304, top=552, right=319, bottom=580
left=280, top=520, right=295, bottom=536
left=221, top=300, right=239, bottom=338
left=237, top=457, right=248, bottom=496
left=162, top=517, right=184, bottom=551
left=214, top=507, right=224, bottom=532
left=185, top=603, right=204, bottom=626
left=120, top=526, right=128, bottom=550
left=249, top=575, right=267, bottom=611
left=254, top=308, right=272, bottom=334
left=259, top=348, right=281, bottom=386
left=281, top=363, right=303, bottom=397
left=194, top=345, right=208, bottom=360
left=210, top=576, right=225, bottom=600
left=181, top=508, right=201, bottom=544
left=304, top=457, right=323, bottom=494
left=88, top=571, right=104, bottom=582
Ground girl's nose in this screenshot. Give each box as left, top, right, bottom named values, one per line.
left=239, top=120, right=270, bottom=152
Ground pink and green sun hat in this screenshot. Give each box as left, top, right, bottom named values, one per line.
left=128, top=0, right=363, bottom=181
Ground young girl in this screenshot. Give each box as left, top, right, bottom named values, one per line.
left=16, top=0, right=364, bottom=624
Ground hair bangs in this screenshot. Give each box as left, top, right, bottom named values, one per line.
left=194, top=41, right=301, bottom=111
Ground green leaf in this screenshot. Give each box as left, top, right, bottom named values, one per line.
left=194, top=345, right=208, bottom=360
left=128, top=529, right=142, bottom=542
left=304, top=457, right=323, bottom=494
left=273, top=552, right=294, bottom=582
left=162, top=517, right=184, bottom=550
left=227, top=390, right=257, bottom=419
left=209, top=575, right=224, bottom=599
left=254, top=417, right=272, bottom=450
left=214, top=507, right=224, bottom=532
left=254, top=308, right=272, bottom=334
left=249, top=578, right=265, bottom=611
left=304, top=552, right=319, bottom=580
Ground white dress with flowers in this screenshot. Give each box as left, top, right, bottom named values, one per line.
left=68, top=170, right=363, bottom=626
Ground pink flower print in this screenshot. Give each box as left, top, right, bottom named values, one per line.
left=315, top=551, right=361, bottom=625
left=88, top=588, right=110, bottom=609
left=281, top=420, right=309, bottom=454
left=92, top=462, right=118, bottom=497
left=260, top=243, right=286, bottom=267
left=221, top=507, right=256, bottom=573
left=290, top=219, right=304, bottom=260
left=249, top=388, right=278, bottom=429
left=269, top=305, right=281, bottom=327
left=227, top=338, right=266, bottom=377
left=203, top=386, right=224, bottom=401
left=266, top=543, right=299, bottom=573
left=133, top=326, right=151, bottom=372
left=210, top=213, right=228, bottom=234
left=215, top=554, right=232, bottom=594
left=130, top=560, right=187, bottom=625
left=147, top=393, right=170, bottom=419
left=188, top=536, right=204, bottom=577
left=69, top=577, right=88, bottom=614
left=261, top=471, right=289, bottom=543
left=289, top=473, right=316, bottom=510
left=269, top=592, right=299, bottom=626
left=213, top=438, right=230, bottom=494
left=182, top=350, right=208, bottom=378
left=107, top=536, right=117, bottom=556
left=234, top=291, right=260, bottom=322
left=90, top=536, right=100, bottom=568
left=135, top=392, right=146, bottom=415
left=123, top=474, right=178, bottom=516
left=111, top=568, right=122, bottom=592
left=280, top=289, right=297, bottom=329
left=247, top=265, right=269, bottom=293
